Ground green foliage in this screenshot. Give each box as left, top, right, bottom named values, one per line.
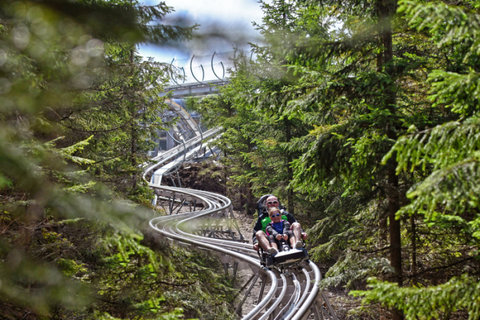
left=0, top=239, right=93, bottom=317
left=56, top=258, right=88, bottom=278
left=349, top=0, right=480, bottom=317
left=382, top=0, right=480, bottom=236
left=318, top=196, right=394, bottom=288
left=0, top=0, right=234, bottom=319
left=387, top=120, right=480, bottom=224
left=352, top=275, right=480, bottom=320
left=4, top=0, right=475, bottom=318
left=398, top=0, right=480, bottom=115
left=324, top=253, right=393, bottom=289
left=192, top=0, right=480, bottom=318
left=102, top=232, right=173, bottom=273
left=92, top=308, right=187, bottom=320
left=92, top=231, right=235, bottom=319
left=57, top=135, right=96, bottom=166
left=189, top=2, right=332, bottom=213
left=59, top=40, right=170, bottom=197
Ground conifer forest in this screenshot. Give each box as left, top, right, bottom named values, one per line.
left=1, top=0, right=480, bottom=319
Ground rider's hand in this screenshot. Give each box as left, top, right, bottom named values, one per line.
left=282, top=234, right=288, bottom=241
left=276, top=234, right=282, bottom=240
left=253, top=243, right=259, bottom=251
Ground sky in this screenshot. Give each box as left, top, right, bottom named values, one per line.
left=139, top=0, right=264, bottom=82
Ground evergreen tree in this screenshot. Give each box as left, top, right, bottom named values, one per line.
left=193, top=0, right=478, bottom=318
left=58, top=41, right=171, bottom=201
left=0, top=1, right=221, bottom=318
left=353, top=1, right=480, bottom=319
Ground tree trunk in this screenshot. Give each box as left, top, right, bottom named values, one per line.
left=129, top=49, right=137, bottom=191
left=387, top=165, right=402, bottom=285
left=378, top=0, right=403, bottom=318
left=283, top=118, right=294, bottom=214
left=130, top=118, right=137, bottom=190
left=410, top=215, right=417, bottom=281
left=386, top=162, right=403, bottom=320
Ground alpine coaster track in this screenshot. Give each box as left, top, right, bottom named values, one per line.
left=143, top=130, right=337, bottom=319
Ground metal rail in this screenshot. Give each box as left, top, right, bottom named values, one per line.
left=143, top=130, right=336, bottom=319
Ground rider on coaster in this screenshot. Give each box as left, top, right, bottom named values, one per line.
left=252, top=194, right=306, bottom=254
left=265, top=207, right=299, bottom=252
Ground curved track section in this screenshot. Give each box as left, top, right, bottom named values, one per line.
left=144, top=131, right=336, bottom=319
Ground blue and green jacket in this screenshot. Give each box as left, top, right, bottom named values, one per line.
left=252, top=208, right=296, bottom=244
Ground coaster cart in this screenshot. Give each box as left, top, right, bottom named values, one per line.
left=255, top=194, right=309, bottom=270
left=258, top=239, right=309, bottom=271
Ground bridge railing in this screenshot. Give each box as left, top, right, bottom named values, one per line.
left=165, top=79, right=229, bottom=98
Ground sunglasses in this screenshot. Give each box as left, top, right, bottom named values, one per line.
left=267, top=201, right=278, bottom=205
left=270, top=213, right=281, bottom=217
